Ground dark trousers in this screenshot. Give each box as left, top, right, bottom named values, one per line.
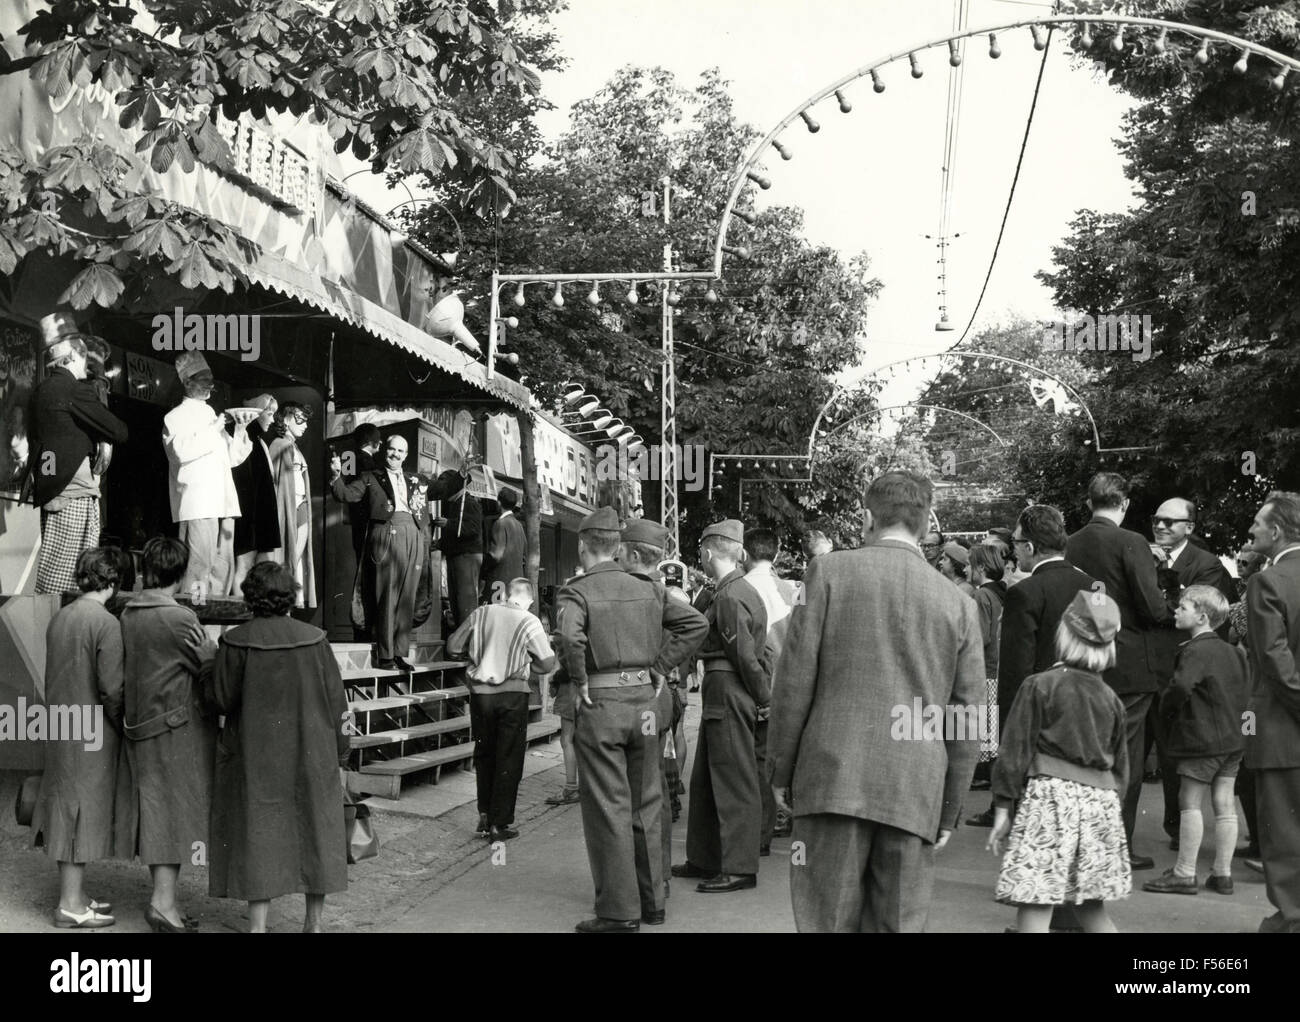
left=754, top=717, right=775, bottom=850
left=448, top=553, right=483, bottom=627
left=469, top=690, right=529, bottom=828
left=1119, top=691, right=1154, bottom=848
left=367, top=513, right=421, bottom=661
left=1148, top=695, right=1180, bottom=838
left=685, top=670, right=761, bottom=877
left=656, top=684, right=674, bottom=881
left=790, top=813, right=934, bottom=932
left=1236, top=766, right=1258, bottom=845
left=1257, top=767, right=1300, bottom=925
left=575, top=684, right=664, bottom=921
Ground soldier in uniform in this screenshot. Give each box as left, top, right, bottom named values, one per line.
left=672, top=519, right=771, bottom=893
left=617, top=519, right=704, bottom=902
left=557, top=507, right=708, bottom=933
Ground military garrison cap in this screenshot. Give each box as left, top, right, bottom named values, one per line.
left=700, top=519, right=744, bottom=544
left=622, top=519, right=669, bottom=548
left=578, top=506, right=620, bottom=532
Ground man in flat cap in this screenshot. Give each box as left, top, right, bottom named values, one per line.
left=673, top=519, right=772, bottom=893
left=941, top=540, right=976, bottom=598
left=162, top=351, right=251, bottom=599
left=557, top=507, right=708, bottom=933
left=618, top=518, right=707, bottom=902
left=26, top=313, right=128, bottom=593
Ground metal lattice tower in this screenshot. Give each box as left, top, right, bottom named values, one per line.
left=660, top=178, right=680, bottom=559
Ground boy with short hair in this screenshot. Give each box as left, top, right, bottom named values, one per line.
left=1144, top=585, right=1250, bottom=896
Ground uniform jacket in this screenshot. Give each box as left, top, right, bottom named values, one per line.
left=26, top=366, right=128, bottom=507
left=266, top=436, right=316, bottom=609
left=992, top=665, right=1129, bottom=806
left=162, top=397, right=251, bottom=522
left=231, top=423, right=281, bottom=555
left=30, top=597, right=127, bottom=862
left=555, top=560, right=708, bottom=687
left=768, top=539, right=986, bottom=838
left=1244, top=549, right=1300, bottom=769
left=1148, top=540, right=1237, bottom=682
left=119, top=590, right=218, bottom=864
left=699, top=567, right=771, bottom=707
left=1065, top=516, right=1170, bottom=695
left=1159, top=632, right=1250, bottom=759
left=209, top=615, right=348, bottom=901
left=997, top=558, right=1097, bottom=718
left=483, top=510, right=527, bottom=593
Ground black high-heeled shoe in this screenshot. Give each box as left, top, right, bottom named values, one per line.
left=145, top=905, right=192, bottom=933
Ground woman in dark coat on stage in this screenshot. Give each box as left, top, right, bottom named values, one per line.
left=31, top=547, right=126, bottom=928
left=209, top=560, right=349, bottom=933
left=120, top=537, right=218, bottom=932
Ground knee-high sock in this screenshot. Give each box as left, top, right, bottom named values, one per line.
left=1175, top=809, right=1203, bottom=877
left=1213, top=813, right=1238, bottom=877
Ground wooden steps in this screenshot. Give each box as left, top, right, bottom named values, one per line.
left=348, top=686, right=470, bottom=713
left=351, top=715, right=472, bottom=748
left=359, top=721, right=559, bottom=775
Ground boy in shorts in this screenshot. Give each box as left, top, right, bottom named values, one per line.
left=1145, top=585, right=1250, bottom=896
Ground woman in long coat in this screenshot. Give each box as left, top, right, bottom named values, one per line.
left=120, top=537, right=218, bottom=933
left=265, top=401, right=316, bottom=608
left=231, top=393, right=281, bottom=590
left=31, top=547, right=126, bottom=928
left=209, top=561, right=348, bottom=932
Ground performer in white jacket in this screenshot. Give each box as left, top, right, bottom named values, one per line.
left=163, top=351, right=251, bottom=599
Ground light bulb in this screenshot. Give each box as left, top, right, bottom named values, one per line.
left=704, top=288, right=719, bottom=304
left=747, top=169, right=771, bottom=189
left=909, top=53, right=923, bottom=78
left=552, top=283, right=564, bottom=308
left=871, top=69, right=886, bottom=93
left=800, top=110, right=820, bottom=133
left=723, top=244, right=751, bottom=259
left=989, top=33, right=1001, bottom=59
left=1031, top=25, right=1047, bottom=51
left=625, top=282, right=638, bottom=305
left=1153, top=28, right=1167, bottom=54
left=1273, top=67, right=1289, bottom=91
left=505, top=353, right=519, bottom=365
left=772, top=139, right=793, bottom=160
left=666, top=289, right=681, bottom=307
left=948, top=40, right=961, bottom=66
left=835, top=89, right=852, bottom=112
left=1196, top=39, right=1210, bottom=64
left=1080, top=23, right=1093, bottom=48
left=1112, top=25, right=1125, bottom=52
left=1234, top=48, right=1249, bottom=74
left=587, top=284, right=600, bottom=306
left=513, top=284, right=526, bottom=307
left=504, top=316, right=519, bottom=329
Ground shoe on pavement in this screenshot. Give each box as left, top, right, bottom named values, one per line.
left=575, top=917, right=640, bottom=934
left=53, top=907, right=115, bottom=929
left=1205, top=874, right=1234, bottom=895
left=1129, top=853, right=1155, bottom=870
left=488, top=826, right=519, bottom=841
left=641, top=909, right=666, bottom=926
left=1234, top=843, right=1260, bottom=859
left=476, top=812, right=490, bottom=836
left=966, top=809, right=995, bottom=828
left=1244, top=858, right=1265, bottom=874
left=670, top=861, right=710, bottom=878
left=544, top=788, right=580, bottom=806
left=1142, top=868, right=1198, bottom=895
left=697, top=873, right=757, bottom=893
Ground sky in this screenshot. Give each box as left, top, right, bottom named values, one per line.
left=346, top=0, right=1141, bottom=399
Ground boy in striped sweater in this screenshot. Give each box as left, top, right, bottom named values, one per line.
left=448, top=578, right=556, bottom=840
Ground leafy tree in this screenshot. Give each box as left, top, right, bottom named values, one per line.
left=0, top=0, right=540, bottom=306
left=1037, top=0, right=1300, bottom=552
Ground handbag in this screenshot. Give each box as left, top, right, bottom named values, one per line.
left=13, top=774, right=40, bottom=827
left=344, top=797, right=379, bottom=864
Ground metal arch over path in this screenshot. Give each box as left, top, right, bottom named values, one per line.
left=823, top=402, right=1011, bottom=448
left=709, top=13, right=1300, bottom=278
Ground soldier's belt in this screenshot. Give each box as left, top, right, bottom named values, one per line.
left=586, top=668, right=654, bottom=689
left=701, top=658, right=738, bottom=672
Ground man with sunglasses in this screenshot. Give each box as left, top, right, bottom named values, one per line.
left=1146, top=498, right=1238, bottom=849
left=1065, top=473, right=1171, bottom=870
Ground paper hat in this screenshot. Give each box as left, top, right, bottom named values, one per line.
left=176, top=351, right=213, bottom=382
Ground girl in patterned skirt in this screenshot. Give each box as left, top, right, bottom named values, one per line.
left=987, top=590, right=1132, bottom=933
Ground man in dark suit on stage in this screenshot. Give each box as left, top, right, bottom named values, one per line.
left=1146, top=496, right=1239, bottom=848
left=1244, top=491, right=1300, bottom=933
left=329, top=434, right=428, bottom=671
left=1065, top=472, right=1171, bottom=869
left=483, top=486, right=527, bottom=604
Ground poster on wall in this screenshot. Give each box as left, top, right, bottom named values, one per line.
left=0, top=319, right=37, bottom=499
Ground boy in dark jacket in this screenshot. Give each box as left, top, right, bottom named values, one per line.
left=1145, top=585, right=1250, bottom=896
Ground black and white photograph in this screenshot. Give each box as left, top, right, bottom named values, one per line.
left=0, top=0, right=1296, bottom=997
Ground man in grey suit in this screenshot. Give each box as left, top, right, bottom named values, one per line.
left=768, top=471, right=985, bottom=932
left=1244, top=490, right=1300, bottom=933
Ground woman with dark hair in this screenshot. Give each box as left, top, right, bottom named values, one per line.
left=209, top=561, right=350, bottom=932
left=266, top=401, right=316, bottom=608
left=232, top=394, right=281, bottom=590
left=969, top=544, right=1008, bottom=790
left=30, top=547, right=126, bottom=928
left=120, top=536, right=217, bottom=932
